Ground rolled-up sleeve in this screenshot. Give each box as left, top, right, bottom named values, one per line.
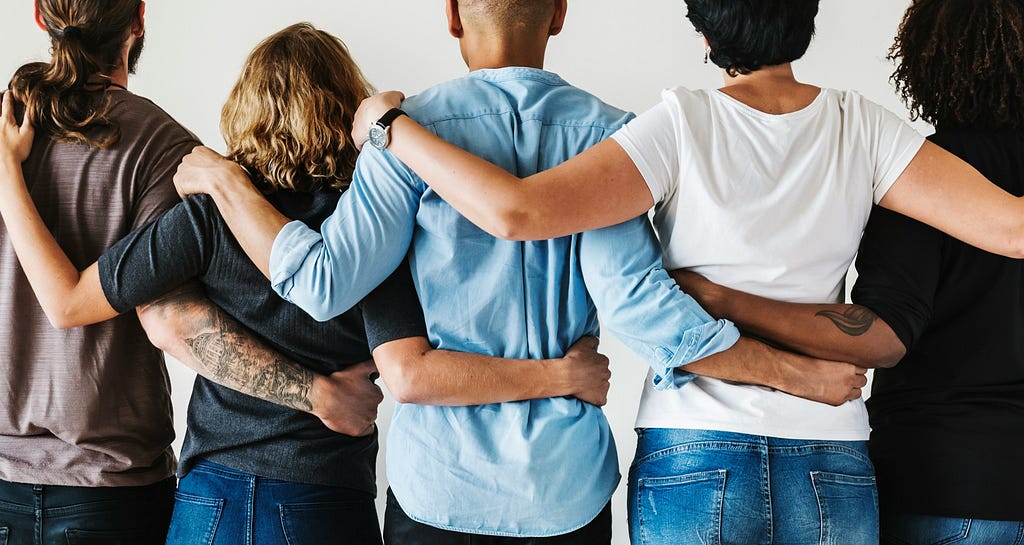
left=579, top=215, right=740, bottom=389
left=269, top=147, right=422, bottom=322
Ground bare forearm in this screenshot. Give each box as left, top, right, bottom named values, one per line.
left=386, top=116, right=532, bottom=238
left=205, top=178, right=289, bottom=279
left=137, top=286, right=314, bottom=412
left=374, top=337, right=578, bottom=406
left=709, top=288, right=904, bottom=368
left=684, top=337, right=868, bottom=406
left=173, top=149, right=289, bottom=278
left=386, top=117, right=651, bottom=240
left=0, top=161, right=116, bottom=327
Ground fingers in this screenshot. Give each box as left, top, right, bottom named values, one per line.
left=1, top=91, right=13, bottom=125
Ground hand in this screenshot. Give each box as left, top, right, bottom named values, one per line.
left=776, top=353, right=868, bottom=406
left=173, top=146, right=249, bottom=198
left=309, top=359, right=385, bottom=436
left=561, top=336, right=612, bottom=406
left=669, top=269, right=725, bottom=315
left=352, top=91, right=406, bottom=151
left=0, top=92, right=34, bottom=167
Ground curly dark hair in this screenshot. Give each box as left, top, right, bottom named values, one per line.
left=684, top=0, right=820, bottom=77
left=889, top=0, right=1024, bottom=130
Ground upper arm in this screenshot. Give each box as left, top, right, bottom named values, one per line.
left=852, top=205, right=942, bottom=353
left=513, top=138, right=655, bottom=239
left=510, top=103, right=682, bottom=240
left=131, top=130, right=196, bottom=229
left=359, top=259, right=428, bottom=352
left=269, top=149, right=421, bottom=320
left=99, top=196, right=215, bottom=313
left=879, top=140, right=1024, bottom=258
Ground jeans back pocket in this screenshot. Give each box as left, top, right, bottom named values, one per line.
left=632, top=469, right=726, bottom=545
left=165, top=492, right=224, bottom=545
left=279, top=500, right=382, bottom=545
left=64, top=527, right=160, bottom=545
left=811, top=471, right=879, bottom=545
left=0, top=526, right=7, bottom=545
left=882, top=514, right=971, bottom=545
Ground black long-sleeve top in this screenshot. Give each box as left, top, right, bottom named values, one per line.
left=853, top=128, right=1024, bottom=520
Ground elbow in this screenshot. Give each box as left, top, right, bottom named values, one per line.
left=45, top=308, right=88, bottom=330
left=46, top=314, right=77, bottom=331
left=377, top=359, right=426, bottom=405
left=852, top=343, right=906, bottom=369
left=485, top=207, right=531, bottom=241
left=136, top=309, right=175, bottom=352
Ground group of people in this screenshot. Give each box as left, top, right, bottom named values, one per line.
left=0, top=0, right=1021, bottom=544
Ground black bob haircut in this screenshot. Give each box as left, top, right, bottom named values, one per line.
left=685, top=0, right=820, bottom=77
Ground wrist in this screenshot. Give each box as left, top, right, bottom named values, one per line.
left=544, top=357, right=576, bottom=398
left=307, top=373, right=329, bottom=416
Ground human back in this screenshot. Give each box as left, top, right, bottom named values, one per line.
left=0, top=0, right=192, bottom=542
left=94, top=19, right=389, bottom=504
left=854, top=0, right=1024, bottom=536
left=382, top=64, right=630, bottom=538
left=628, top=84, right=921, bottom=441
left=0, top=0, right=192, bottom=489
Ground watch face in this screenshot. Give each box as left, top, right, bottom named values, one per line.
left=369, top=124, right=388, bottom=150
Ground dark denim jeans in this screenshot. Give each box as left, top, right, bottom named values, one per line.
left=166, top=460, right=381, bottom=545
left=628, top=428, right=879, bottom=545
left=383, top=488, right=611, bottom=545
left=0, top=476, right=175, bottom=545
left=882, top=513, right=1024, bottom=545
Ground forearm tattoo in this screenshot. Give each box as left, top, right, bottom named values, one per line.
left=140, top=286, right=314, bottom=412
left=815, top=306, right=878, bottom=337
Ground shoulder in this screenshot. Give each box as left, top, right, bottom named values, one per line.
left=826, top=89, right=899, bottom=122
left=109, top=93, right=200, bottom=144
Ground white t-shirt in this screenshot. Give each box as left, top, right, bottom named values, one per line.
left=612, top=87, right=925, bottom=440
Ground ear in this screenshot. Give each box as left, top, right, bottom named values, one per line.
left=34, top=2, right=47, bottom=32
left=446, top=0, right=463, bottom=38
left=549, top=0, right=567, bottom=36
left=132, top=1, right=146, bottom=37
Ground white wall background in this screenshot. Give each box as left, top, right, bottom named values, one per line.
left=2, top=1, right=928, bottom=543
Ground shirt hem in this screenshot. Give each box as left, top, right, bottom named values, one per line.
left=0, top=462, right=176, bottom=488
left=397, top=494, right=613, bottom=538
left=633, top=419, right=870, bottom=442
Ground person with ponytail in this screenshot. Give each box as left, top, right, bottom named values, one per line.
left=0, top=1, right=189, bottom=543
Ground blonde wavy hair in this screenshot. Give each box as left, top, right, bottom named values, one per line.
left=221, top=23, right=374, bottom=193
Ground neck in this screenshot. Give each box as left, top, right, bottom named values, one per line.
left=721, top=63, right=798, bottom=88
left=462, top=30, right=548, bottom=71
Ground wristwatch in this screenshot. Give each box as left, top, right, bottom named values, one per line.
left=368, top=108, right=408, bottom=150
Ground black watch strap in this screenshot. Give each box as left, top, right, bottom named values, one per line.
left=377, top=108, right=407, bottom=129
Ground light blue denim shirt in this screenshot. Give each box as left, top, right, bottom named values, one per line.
left=269, top=68, right=739, bottom=536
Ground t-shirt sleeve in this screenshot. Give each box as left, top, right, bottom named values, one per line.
left=864, top=100, right=927, bottom=204
left=131, top=122, right=200, bottom=229
left=610, top=99, right=681, bottom=205
left=358, top=259, right=428, bottom=351
left=851, top=205, right=943, bottom=351
left=98, top=195, right=217, bottom=313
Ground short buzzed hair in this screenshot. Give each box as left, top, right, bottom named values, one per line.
left=458, top=0, right=558, bottom=33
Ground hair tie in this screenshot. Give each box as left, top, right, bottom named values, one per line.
left=54, top=25, right=82, bottom=40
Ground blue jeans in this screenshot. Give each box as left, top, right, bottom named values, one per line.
left=628, top=429, right=878, bottom=545
left=0, top=476, right=175, bottom=545
left=882, top=513, right=1024, bottom=544
left=166, top=460, right=382, bottom=545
